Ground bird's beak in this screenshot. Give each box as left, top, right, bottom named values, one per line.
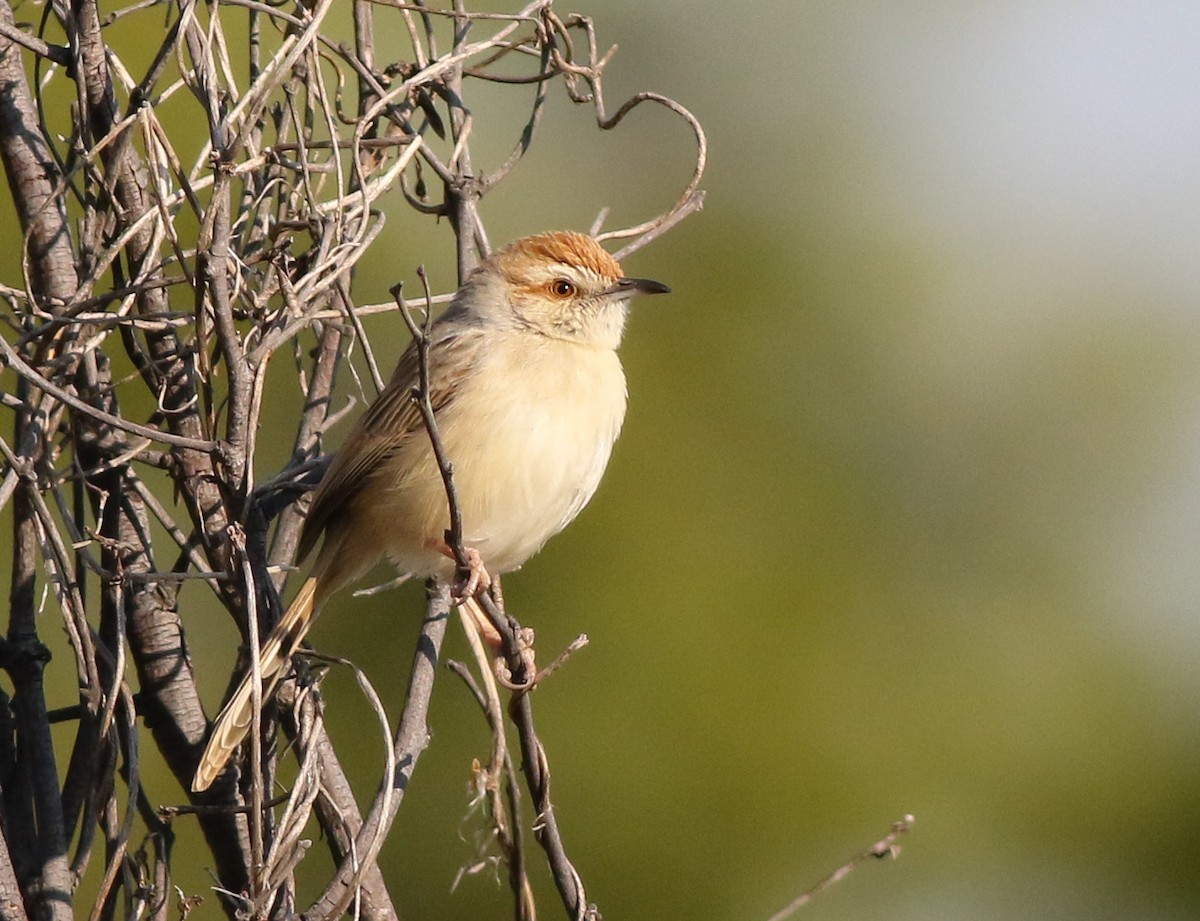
left=607, top=276, right=671, bottom=297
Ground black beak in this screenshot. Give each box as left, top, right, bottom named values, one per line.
left=608, top=276, right=671, bottom=297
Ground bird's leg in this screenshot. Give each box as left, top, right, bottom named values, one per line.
left=430, top=541, right=502, bottom=648
left=456, top=546, right=492, bottom=601
left=429, top=539, right=492, bottom=602
left=483, top=575, right=536, bottom=687
left=461, top=595, right=504, bottom=650
left=489, top=574, right=506, bottom=613
left=495, top=624, right=539, bottom=691
left=433, top=546, right=538, bottom=683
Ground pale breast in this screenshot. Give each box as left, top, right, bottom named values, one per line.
left=369, top=334, right=627, bottom=578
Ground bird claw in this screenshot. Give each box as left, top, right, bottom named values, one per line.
left=453, top=547, right=491, bottom=603
left=495, top=627, right=538, bottom=691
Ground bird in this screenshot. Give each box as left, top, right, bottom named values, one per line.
left=192, top=231, right=670, bottom=792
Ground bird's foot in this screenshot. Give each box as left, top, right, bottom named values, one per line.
left=461, top=595, right=504, bottom=650
left=453, top=546, right=492, bottom=603
left=495, top=626, right=539, bottom=691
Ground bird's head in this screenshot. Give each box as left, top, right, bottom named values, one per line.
left=463, top=231, right=670, bottom=350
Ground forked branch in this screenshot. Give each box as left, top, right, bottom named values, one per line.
left=0, top=1, right=705, bottom=916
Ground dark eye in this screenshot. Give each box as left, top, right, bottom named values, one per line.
left=549, top=278, right=577, bottom=298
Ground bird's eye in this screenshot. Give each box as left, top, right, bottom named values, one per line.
left=549, top=278, right=577, bottom=298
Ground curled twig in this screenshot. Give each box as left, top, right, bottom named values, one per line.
left=0, top=2, right=704, bottom=917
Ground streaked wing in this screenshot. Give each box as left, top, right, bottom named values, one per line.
left=296, top=326, right=481, bottom=561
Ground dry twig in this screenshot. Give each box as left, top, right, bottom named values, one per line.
left=0, top=1, right=705, bottom=916
left=765, top=815, right=916, bottom=921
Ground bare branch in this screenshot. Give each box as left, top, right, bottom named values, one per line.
left=397, top=259, right=597, bottom=918
left=0, top=2, right=707, bottom=915
left=0, top=0, right=77, bottom=305
left=765, top=816, right=916, bottom=921
left=276, top=681, right=401, bottom=921
left=304, top=584, right=451, bottom=920
left=0, top=336, right=219, bottom=452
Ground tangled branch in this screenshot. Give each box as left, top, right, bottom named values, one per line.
left=0, top=0, right=705, bottom=917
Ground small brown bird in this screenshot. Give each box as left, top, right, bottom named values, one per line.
left=193, top=231, right=669, bottom=791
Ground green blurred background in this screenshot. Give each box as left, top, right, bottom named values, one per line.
left=11, top=1, right=1200, bottom=918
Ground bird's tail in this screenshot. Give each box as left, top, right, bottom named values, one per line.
left=192, top=575, right=321, bottom=792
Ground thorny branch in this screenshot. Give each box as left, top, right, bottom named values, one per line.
left=0, top=0, right=705, bottom=917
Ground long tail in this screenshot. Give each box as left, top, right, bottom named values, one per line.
left=192, top=576, right=321, bottom=792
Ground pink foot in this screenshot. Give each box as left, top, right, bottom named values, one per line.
left=454, top=546, right=492, bottom=603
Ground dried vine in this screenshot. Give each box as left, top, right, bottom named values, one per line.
left=0, top=1, right=705, bottom=918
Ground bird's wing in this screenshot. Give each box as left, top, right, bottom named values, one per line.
left=296, top=326, right=481, bottom=562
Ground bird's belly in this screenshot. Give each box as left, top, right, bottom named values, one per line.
left=370, top=341, right=627, bottom=578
